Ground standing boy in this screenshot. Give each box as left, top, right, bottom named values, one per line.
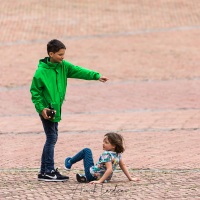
left=30, top=39, right=108, bottom=181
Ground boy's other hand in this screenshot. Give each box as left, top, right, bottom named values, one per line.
left=99, top=76, right=109, bottom=82
left=42, top=108, right=51, bottom=119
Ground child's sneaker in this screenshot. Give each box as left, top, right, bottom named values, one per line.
left=42, top=169, right=69, bottom=182
left=38, top=172, right=45, bottom=180
left=64, top=157, right=72, bottom=170
left=76, top=174, right=87, bottom=183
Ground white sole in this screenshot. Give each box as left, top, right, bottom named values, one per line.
left=38, top=178, right=69, bottom=182
left=64, top=167, right=71, bottom=171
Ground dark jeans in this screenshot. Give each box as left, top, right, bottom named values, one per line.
left=40, top=116, right=58, bottom=173
left=70, top=148, right=96, bottom=181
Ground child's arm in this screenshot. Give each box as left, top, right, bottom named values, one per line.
left=119, top=159, right=139, bottom=181
left=90, top=162, right=113, bottom=184
left=64, top=60, right=108, bottom=82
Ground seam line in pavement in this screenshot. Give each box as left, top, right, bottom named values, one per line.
left=0, top=127, right=200, bottom=135
left=0, top=168, right=200, bottom=172
left=0, top=107, right=200, bottom=118
left=1, top=77, right=200, bottom=90
left=0, top=25, right=200, bottom=46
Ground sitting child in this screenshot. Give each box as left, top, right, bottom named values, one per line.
left=64, top=132, right=139, bottom=183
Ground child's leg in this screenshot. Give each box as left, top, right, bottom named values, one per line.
left=70, top=148, right=96, bottom=181
left=40, top=116, right=58, bottom=173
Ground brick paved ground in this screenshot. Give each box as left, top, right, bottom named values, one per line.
left=0, top=0, right=200, bottom=199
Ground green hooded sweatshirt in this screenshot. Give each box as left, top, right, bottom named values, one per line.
left=30, top=57, right=101, bottom=122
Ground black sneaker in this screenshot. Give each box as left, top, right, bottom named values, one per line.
left=38, top=172, right=45, bottom=180
left=42, top=169, right=69, bottom=182
left=76, top=174, right=87, bottom=183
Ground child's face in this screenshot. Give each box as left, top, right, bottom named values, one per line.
left=103, top=136, right=116, bottom=151
left=49, top=48, right=65, bottom=63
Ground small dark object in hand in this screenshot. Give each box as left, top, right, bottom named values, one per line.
left=46, top=109, right=56, bottom=119
left=46, top=103, right=56, bottom=119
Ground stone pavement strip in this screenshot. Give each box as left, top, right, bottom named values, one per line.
left=0, top=130, right=200, bottom=200
left=0, top=169, right=200, bottom=200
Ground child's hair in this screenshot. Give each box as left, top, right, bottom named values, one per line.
left=105, top=132, right=125, bottom=154
left=47, top=39, right=66, bottom=55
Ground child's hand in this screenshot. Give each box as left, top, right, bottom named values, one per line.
left=130, top=177, right=140, bottom=181
left=99, top=76, right=109, bottom=82
left=41, top=108, right=51, bottom=119
left=89, top=180, right=102, bottom=184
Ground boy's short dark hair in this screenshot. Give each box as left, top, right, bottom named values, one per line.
left=47, top=39, right=66, bottom=55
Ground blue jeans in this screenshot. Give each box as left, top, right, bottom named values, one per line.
left=70, top=148, right=96, bottom=181
left=40, top=116, right=58, bottom=173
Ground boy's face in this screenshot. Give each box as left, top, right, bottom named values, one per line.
left=49, top=48, right=65, bottom=63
